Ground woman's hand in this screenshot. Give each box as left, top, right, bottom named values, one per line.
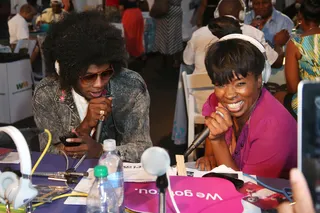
left=63, top=134, right=103, bottom=158
left=205, top=103, right=233, bottom=141
left=78, top=97, right=112, bottom=134
left=195, top=156, right=216, bottom=171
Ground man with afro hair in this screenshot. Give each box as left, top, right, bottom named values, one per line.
left=32, top=10, right=152, bottom=162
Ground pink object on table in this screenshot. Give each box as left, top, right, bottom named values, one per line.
left=124, top=176, right=244, bottom=213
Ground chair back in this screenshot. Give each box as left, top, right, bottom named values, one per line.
left=14, top=39, right=36, bottom=56
left=182, top=71, right=213, bottom=114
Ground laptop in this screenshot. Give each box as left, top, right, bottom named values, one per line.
left=298, top=80, right=320, bottom=211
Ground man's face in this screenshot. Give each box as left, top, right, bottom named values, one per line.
left=24, top=12, right=35, bottom=22
left=252, top=0, right=273, bottom=19
left=52, top=2, right=62, bottom=13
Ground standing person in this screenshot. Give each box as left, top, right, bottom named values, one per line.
left=32, top=11, right=152, bottom=162
left=153, top=0, right=183, bottom=71
left=196, top=0, right=219, bottom=27
left=105, top=0, right=121, bottom=22
left=274, top=0, right=320, bottom=118
left=119, top=0, right=145, bottom=58
left=244, top=0, right=294, bottom=48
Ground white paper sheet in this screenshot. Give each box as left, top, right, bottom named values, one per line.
left=0, top=152, right=20, bottom=164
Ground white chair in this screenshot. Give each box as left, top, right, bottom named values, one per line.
left=182, top=71, right=214, bottom=161
left=14, top=39, right=36, bottom=56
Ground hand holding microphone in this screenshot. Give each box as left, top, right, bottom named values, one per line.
left=206, top=103, right=233, bottom=141
left=251, top=15, right=263, bottom=30
left=77, top=96, right=112, bottom=135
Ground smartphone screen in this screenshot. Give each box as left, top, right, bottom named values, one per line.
left=298, top=80, right=320, bottom=211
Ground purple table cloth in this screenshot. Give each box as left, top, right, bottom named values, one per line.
left=0, top=152, right=290, bottom=212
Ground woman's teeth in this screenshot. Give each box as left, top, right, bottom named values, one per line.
left=227, top=101, right=244, bottom=111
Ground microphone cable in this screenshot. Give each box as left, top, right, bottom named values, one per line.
left=167, top=169, right=181, bottom=213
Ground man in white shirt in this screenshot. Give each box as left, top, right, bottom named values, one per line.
left=183, top=0, right=283, bottom=74
left=8, top=4, right=36, bottom=45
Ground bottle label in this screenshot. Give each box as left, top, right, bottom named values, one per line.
left=108, top=171, right=124, bottom=188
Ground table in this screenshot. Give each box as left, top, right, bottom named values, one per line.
left=0, top=152, right=290, bottom=212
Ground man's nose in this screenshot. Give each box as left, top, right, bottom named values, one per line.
left=93, top=75, right=103, bottom=88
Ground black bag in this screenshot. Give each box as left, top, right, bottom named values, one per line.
left=149, top=0, right=169, bottom=18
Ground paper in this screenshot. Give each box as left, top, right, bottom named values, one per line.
left=64, top=163, right=177, bottom=205
left=64, top=168, right=94, bottom=205
left=185, top=164, right=261, bottom=213
left=0, top=152, right=20, bottom=164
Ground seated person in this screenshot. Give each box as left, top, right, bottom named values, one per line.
left=184, top=0, right=281, bottom=74
left=8, top=4, right=39, bottom=62
left=274, top=0, right=320, bottom=119
left=36, top=0, right=68, bottom=25
left=183, top=16, right=242, bottom=74
left=8, top=4, right=36, bottom=46
left=32, top=11, right=152, bottom=162
left=244, top=0, right=294, bottom=48
left=196, top=34, right=297, bottom=178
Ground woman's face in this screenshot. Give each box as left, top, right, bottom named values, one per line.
left=214, top=72, right=262, bottom=120
left=76, top=64, right=114, bottom=100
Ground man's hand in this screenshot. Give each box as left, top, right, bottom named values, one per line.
left=63, top=134, right=103, bottom=158
left=274, top=30, right=290, bottom=46
left=277, top=168, right=315, bottom=213
left=77, top=97, right=112, bottom=134
left=250, top=18, right=266, bottom=30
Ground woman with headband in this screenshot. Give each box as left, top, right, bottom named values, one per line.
left=196, top=34, right=297, bottom=178
left=32, top=11, right=152, bottom=162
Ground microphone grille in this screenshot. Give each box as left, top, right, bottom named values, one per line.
left=141, top=147, right=170, bottom=176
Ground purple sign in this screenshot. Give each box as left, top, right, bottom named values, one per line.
left=124, top=176, right=244, bottom=213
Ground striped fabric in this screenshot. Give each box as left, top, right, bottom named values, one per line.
left=291, top=34, right=320, bottom=113
left=153, top=0, right=183, bottom=55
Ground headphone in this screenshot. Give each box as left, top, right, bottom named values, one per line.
left=218, top=34, right=271, bottom=84
left=214, top=0, right=247, bottom=21
left=248, top=0, right=276, bottom=8
left=0, top=126, right=38, bottom=209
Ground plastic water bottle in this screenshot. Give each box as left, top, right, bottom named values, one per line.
left=86, top=165, right=119, bottom=213
left=99, top=139, right=124, bottom=211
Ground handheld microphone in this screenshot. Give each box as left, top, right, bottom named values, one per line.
left=184, top=128, right=209, bottom=158
left=141, top=147, right=171, bottom=213
left=255, top=15, right=262, bottom=29
left=95, top=89, right=112, bottom=143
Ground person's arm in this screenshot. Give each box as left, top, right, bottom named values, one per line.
left=119, top=0, right=125, bottom=16
left=116, top=83, right=153, bottom=163
left=205, top=103, right=238, bottom=171
left=271, top=44, right=284, bottom=68
left=61, top=0, right=70, bottom=11
left=285, top=39, right=300, bottom=94
left=183, top=40, right=196, bottom=65
left=241, top=117, right=297, bottom=178
left=32, top=84, right=65, bottom=154
left=196, top=0, right=207, bottom=27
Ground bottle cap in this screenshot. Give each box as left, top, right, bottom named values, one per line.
left=94, top=165, right=108, bottom=178
left=103, top=139, right=116, bottom=151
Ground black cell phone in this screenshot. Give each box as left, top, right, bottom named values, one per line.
left=202, top=172, right=244, bottom=190
left=298, top=80, right=320, bottom=212
left=59, top=133, right=80, bottom=147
